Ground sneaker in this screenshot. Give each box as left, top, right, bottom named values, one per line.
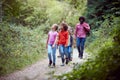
left=53, top=63, right=55, bottom=67
left=48, top=60, right=52, bottom=67
left=66, top=60, right=68, bottom=64
left=57, top=55, right=61, bottom=58
left=70, top=58, right=72, bottom=61
left=61, top=63, right=64, bottom=66
left=65, top=58, right=69, bottom=64
left=79, top=56, right=83, bottom=59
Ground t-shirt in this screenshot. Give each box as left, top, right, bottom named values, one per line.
left=48, top=31, right=58, bottom=45
left=58, top=30, right=69, bottom=46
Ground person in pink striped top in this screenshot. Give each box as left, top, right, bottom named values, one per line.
left=75, top=16, right=90, bottom=59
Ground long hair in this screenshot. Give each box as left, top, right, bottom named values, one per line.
left=60, top=23, right=68, bottom=31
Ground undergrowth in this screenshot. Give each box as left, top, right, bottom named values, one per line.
left=57, top=16, right=120, bottom=80
left=0, top=22, right=47, bottom=75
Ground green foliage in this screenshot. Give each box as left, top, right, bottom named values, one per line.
left=0, top=0, right=87, bottom=75
left=2, top=0, right=87, bottom=28
left=3, top=0, right=22, bottom=22
left=1, top=0, right=120, bottom=79
left=86, top=0, right=120, bottom=29
left=3, top=0, right=47, bottom=27
left=57, top=16, right=120, bottom=80
left=57, top=0, right=120, bottom=80
left=0, top=22, right=19, bottom=56
left=0, top=22, right=46, bottom=75
left=23, top=0, right=48, bottom=27
left=64, top=0, right=87, bottom=26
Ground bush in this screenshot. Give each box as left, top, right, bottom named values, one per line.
left=57, top=16, right=120, bottom=80
left=0, top=22, right=46, bottom=75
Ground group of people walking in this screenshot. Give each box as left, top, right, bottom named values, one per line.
left=46, top=16, right=90, bottom=67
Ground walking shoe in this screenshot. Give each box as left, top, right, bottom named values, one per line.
left=70, top=58, right=72, bottom=61
left=66, top=60, right=68, bottom=64
left=53, top=63, right=55, bottom=67
left=65, top=58, right=69, bottom=64
left=57, top=55, right=61, bottom=58
left=61, top=63, right=64, bottom=66
left=48, top=60, right=52, bottom=67
left=79, top=56, right=83, bottom=59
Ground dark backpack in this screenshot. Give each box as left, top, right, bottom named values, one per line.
left=86, top=29, right=90, bottom=36
left=83, top=24, right=91, bottom=36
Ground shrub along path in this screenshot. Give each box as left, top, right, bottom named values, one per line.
left=0, top=49, right=89, bottom=80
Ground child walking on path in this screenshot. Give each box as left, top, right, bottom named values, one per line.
left=67, top=27, right=73, bottom=61
left=57, top=23, right=69, bottom=66
left=46, top=24, right=58, bottom=67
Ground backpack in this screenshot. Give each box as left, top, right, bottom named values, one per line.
left=82, top=23, right=91, bottom=36
left=86, top=28, right=90, bottom=36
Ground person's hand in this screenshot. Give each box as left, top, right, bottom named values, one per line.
left=52, top=44, right=55, bottom=48
left=65, top=45, right=68, bottom=47
left=73, top=35, right=76, bottom=40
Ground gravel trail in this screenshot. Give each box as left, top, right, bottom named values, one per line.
left=0, top=49, right=89, bottom=80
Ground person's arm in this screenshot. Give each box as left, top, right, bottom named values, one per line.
left=65, top=31, right=69, bottom=47
left=74, top=24, right=78, bottom=39
left=46, top=36, right=49, bottom=48
left=46, top=33, right=49, bottom=49
left=83, top=23, right=90, bottom=32
left=52, top=33, right=58, bottom=47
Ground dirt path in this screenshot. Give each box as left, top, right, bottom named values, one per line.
left=0, top=49, right=89, bottom=80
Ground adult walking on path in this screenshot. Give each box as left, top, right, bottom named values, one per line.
left=74, top=16, right=90, bottom=59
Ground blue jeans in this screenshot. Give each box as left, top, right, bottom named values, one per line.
left=66, top=46, right=72, bottom=60
left=76, top=37, right=86, bottom=57
left=59, top=45, right=68, bottom=64
left=48, top=44, right=57, bottom=64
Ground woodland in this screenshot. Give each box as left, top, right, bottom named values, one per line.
left=0, top=0, right=120, bottom=80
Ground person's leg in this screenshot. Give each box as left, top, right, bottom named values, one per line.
left=57, top=46, right=61, bottom=57
left=59, top=45, right=65, bottom=66
left=67, top=46, right=70, bottom=61
left=48, top=44, right=52, bottom=66
left=52, top=45, right=57, bottom=67
left=71, top=47, right=73, bottom=61
left=76, top=37, right=81, bottom=57
left=68, top=46, right=72, bottom=61
left=80, top=38, right=86, bottom=58
left=65, top=46, right=69, bottom=64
